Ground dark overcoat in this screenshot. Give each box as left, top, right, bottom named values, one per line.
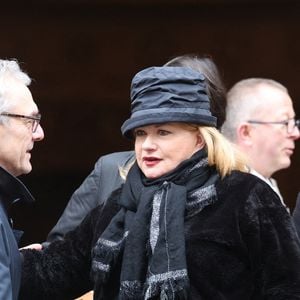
left=0, top=167, right=34, bottom=300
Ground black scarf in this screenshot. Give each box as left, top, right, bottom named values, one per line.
left=92, top=149, right=219, bottom=299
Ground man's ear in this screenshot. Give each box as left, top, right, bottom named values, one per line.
left=237, top=123, right=253, bottom=145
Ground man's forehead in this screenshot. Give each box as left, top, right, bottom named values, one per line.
left=6, top=83, right=39, bottom=114
left=256, top=84, right=289, bottom=100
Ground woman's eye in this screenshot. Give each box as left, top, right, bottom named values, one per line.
left=158, top=130, right=171, bottom=136
left=134, top=130, right=145, bottom=137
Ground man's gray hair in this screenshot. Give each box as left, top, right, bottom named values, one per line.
left=221, top=78, right=288, bottom=142
left=0, top=59, right=31, bottom=123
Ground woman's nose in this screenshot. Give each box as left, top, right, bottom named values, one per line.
left=142, top=136, right=156, bottom=150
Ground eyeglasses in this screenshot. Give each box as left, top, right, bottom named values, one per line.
left=0, top=112, right=42, bottom=133
left=247, top=117, right=300, bottom=134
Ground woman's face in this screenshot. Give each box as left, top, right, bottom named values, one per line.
left=134, top=122, right=204, bottom=179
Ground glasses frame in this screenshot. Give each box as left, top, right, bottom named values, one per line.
left=247, top=117, right=300, bottom=134
left=0, top=112, right=42, bottom=133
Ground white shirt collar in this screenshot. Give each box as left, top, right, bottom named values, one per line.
left=250, top=169, right=286, bottom=209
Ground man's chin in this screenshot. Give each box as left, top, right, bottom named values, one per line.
left=20, top=164, right=32, bottom=175
left=280, top=160, right=291, bottom=170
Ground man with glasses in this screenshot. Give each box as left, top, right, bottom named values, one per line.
left=221, top=78, right=299, bottom=209
left=0, top=59, right=44, bottom=299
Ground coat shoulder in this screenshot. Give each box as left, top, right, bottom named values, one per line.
left=216, top=171, right=285, bottom=212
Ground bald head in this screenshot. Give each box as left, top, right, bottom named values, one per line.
left=222, top=78, right=288, bottom=142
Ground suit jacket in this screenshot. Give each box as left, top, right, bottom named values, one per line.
left=46, top=151, right=135, bottom=243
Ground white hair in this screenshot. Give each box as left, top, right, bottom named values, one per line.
left=221, top=78, right=288, bottom=142
left=0, top=59, right=31, bottom=123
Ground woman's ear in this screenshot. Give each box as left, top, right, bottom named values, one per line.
left=196, top=133, right=205, bottom=148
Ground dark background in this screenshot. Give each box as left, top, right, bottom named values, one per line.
left=1, top=0, right=299, bottom=246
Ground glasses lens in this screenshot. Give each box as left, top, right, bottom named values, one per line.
left=287, top=119, right=299, bottom=134
left=32, top=114, right=41, bottom=133
left=32, top=120, right=39, bottom=132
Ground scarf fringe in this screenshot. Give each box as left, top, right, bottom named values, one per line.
left=146, top=277, right=189, bottom=300
left=119, top=280, right=143, bottom=299
left=119, top=277, right=189, bottom=300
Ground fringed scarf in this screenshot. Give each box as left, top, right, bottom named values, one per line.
left=92, top=149, right=219, bottom=299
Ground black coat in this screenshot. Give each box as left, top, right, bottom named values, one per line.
left=0, top=167, right=34, bottom=300
left=21, top=171, right=300, bottom=299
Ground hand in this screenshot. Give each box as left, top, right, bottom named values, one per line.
left=19, top=243, right=43, bottom=250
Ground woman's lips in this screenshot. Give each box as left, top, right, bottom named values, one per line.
left=143, top=157, right=161, bottom=167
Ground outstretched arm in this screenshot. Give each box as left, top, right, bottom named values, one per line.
left=20, top=191, right=122, bottom=300
left=20, top=208, right=97, bottom=300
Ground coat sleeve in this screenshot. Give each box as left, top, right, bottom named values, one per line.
left=240, top=183, right=300, bottom=299
left=45, top=151, right=133, bottom=244
left=20, top=207, right=98, bottom=300
left=0, top=223, right=13, bottom=300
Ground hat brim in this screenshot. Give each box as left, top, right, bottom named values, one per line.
left=121, top=112, right=217, bottom=139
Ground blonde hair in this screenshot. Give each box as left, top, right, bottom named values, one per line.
left=119, top=158, right=135, bottom=180
left=198, top=126, right=248, bottom=177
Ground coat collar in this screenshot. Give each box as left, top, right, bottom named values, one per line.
left=0, top=166, right=34, bottom=213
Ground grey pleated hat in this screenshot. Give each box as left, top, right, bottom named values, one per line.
left=121, top=66, right=217, bottom=138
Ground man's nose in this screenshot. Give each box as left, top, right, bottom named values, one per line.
left=291, top=126, right=300, bottom=140
left=33, top=124, right=44, bottom=141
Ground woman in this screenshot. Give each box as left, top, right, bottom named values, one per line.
left=45, top=54, right=227, bottom=246
left=20, top=67, right=300, bottom=299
